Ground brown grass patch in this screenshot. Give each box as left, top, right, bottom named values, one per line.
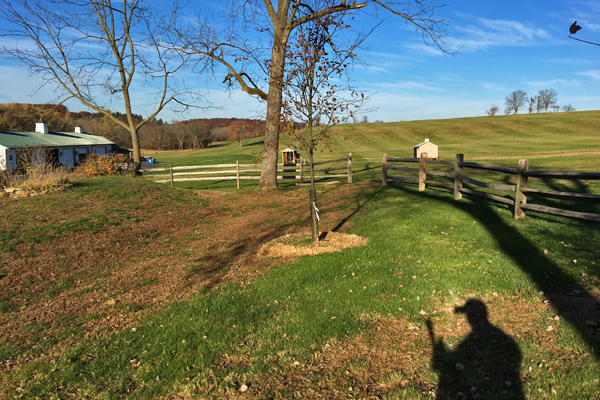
left=0, top=181, right=377, bottom=372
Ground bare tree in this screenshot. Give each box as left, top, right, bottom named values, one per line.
left=281, top=13, right=367, bottom=241
left=147, top=125, right=170, bottom=150
left=505, top=90, right=528, bottom=115
left=228, top=121, right=250, bottom=147
left=0, top=0, right=194, bottom=172
left=536, top=96, right=544, bottom=113
left=538, top=89, right=558, bottom=113
left=551, top=105, right=560, bottom=112
left=486, top=105, right=499, bottom=116
left=562, top=104, right=576, bottom=112
left=184, top=122, right=213, bottom=149
left=172, top=123, right=188, bottom=150
left=527, top=97, right=537, bottom=114
left=169, top=0, right=451, bottom=189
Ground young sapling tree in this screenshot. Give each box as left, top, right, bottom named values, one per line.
left=281, top=15, right=367, bottom=242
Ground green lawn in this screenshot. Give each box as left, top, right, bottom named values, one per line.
left=3, top=180, right=599, bottom=399
left=2, top=112, right=600, bottom=399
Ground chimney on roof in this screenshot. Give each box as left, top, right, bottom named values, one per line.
left=35, top=118, right=48, bottom=134
left=424, top=138, right=429, bottom=142
left=75, top=126, right=82, bottom=133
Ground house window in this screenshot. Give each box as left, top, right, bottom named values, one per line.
left=8, top=155, right=13, bottom=161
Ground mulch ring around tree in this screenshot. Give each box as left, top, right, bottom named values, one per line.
left=257, top=231, right=369, bottom=258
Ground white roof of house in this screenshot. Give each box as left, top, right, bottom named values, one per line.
left=0, top=130, right=114, bottom=149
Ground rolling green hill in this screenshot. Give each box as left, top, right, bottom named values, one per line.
left=147, top=110, right=600, bottom=172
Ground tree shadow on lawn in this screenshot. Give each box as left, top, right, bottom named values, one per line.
left=331, top=185, right=384, bottom=233
left=186, top=223, right=304, bottom=288
left=389, top=184, right=600, bottom=360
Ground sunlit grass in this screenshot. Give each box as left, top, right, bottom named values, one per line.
left=6, top=182, right=599, bottom=399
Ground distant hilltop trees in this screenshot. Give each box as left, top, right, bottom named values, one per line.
left=486, top=89, right=575, bottom=116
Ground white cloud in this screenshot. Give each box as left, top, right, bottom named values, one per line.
left=482, top=82, right=508, bottom=92
left=403, top=43, right=446, bottom=57
left=577, top=70, right=600, bottom=80
left=370, top=81, right=441, bottom=92
left=355, top=50, right=420, bottom=75
left=450, top=14, right=550, bottom=52
left=0, top=65, right=58, bottom=101
left=525, top=79, right=581, bottom=89
left=569, top=1, right=600, bottom=33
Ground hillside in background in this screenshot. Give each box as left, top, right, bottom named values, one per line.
left=149, top=110, right=600, bottom=173
left=3, top=103, right=598, bottom=171
left=329, top=110, right=600, bottom=166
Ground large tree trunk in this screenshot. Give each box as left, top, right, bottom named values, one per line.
left=127, top=118, right=142, bottom=174
left=258, top=33, right=287, bottom=189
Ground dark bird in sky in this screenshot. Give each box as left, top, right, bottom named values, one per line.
left=570, top=21, right=582, bottom=35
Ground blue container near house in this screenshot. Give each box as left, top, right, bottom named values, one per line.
left=147, top=158, right=155, bottom=164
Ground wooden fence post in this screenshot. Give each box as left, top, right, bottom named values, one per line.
left=347, top=153, right=352, bottom=183
left=236, top=160, right=240, bottom=190
left=300, top=160, right=304, bottom=184
left=382, top=153, right=388, bottom=186
left=419, top=152, right=427, bottom=191
left=454, top=154, right=463, bottom=200
left=514, top=159, right=529, bottom=219
left=170, top=163, right=174, bottom=187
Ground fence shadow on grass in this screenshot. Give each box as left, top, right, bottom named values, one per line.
left=389, top=184, right=600, bottom=361
left=428, top=299, right=525, bottom=400
left=331, top=185, right=384, bottom=233
left=540, top=178, right=600, bottom=214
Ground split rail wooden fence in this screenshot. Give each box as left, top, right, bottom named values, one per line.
left=142, top=153, right=352, bottom=188
left=383, top=152, right=600, bottom=222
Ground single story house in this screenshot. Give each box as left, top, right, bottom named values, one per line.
left=0, top=119, right=117, bottom=171
left=413, top=138, right=438, bottom=160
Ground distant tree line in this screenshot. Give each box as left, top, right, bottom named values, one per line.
left=0, top=103, right=266, bottom=151
left=486, top=89, right=575, bottom=116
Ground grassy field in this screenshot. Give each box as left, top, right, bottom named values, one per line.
left=146, top=110, right=600, bottom=169
left=1, top=112, right=600, bottom=399
left=142, top=111, right=600, bottom=191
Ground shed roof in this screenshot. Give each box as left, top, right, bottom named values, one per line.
left=413, top=140, right=437, bottom=149
left=0, top=130, right=114, bottom=149
left=282, top=147, right=298, bottom=152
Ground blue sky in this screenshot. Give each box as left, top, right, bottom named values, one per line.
left=1, top=0, right=599, bottom=123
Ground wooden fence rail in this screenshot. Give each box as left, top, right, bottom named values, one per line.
left=142, top=153, right=352, bottom=188
left=383, top=152, right=600, bottom=223
left=300, top=154, right=352, bottom=184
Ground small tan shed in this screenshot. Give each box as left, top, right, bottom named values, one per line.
left=413, top=138, right=438, bottom=160
left=282, top=147, right=300, bottom=165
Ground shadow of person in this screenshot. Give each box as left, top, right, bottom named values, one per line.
left=428, top=299, right=525, bottom=400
